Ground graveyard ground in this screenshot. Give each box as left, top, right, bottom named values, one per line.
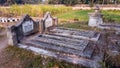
left=0, top=21, right=120, bottom=68
left=0, top=5, right=120, bottom=68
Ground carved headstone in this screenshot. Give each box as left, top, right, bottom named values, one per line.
left=41, top=12, right=58, bottom=33
left=44, top=12, right=53, bottom=28
left=18, top=14, right=39, bottom=36
left=88, top=6, right=103, bottom=27
left=7, top=14, right=39, bottom=45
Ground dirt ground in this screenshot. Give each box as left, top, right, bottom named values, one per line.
left=0, top=30, right=8, bottom=52
left=72, top=5, right=120, bottom=10
left=0, top=29, right=10, bottom=67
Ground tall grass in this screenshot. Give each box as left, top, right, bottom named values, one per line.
left=0, top=4, right=72, bottom=17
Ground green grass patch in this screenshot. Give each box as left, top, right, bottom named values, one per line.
left=57, top=10, right=120, bottom=23
left=57, top=10, right=93, bottom=22
left=102, top=10, right=120, bottom=23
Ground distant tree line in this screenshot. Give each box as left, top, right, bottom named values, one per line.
left=0, top=0, right=44, bottom=5
left=49, top=0, right=120, bottom=5
left=0, top=0, right=120, bottom=6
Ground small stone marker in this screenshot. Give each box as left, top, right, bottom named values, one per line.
left=88, top=5, right=103, bottom=27
left=7, top=14, right=39, bottom=45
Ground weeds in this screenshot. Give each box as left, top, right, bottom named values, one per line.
left=3, top=46, right=84, bottom=68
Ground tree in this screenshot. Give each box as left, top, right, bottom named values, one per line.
left=48, top=0, right=60, bottom=4
left=89, top=0, right=94, bottom=7
left=63, top=0, right=79, bottom=5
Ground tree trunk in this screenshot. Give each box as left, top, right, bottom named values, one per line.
left=102, top=0, right=104, bottom=5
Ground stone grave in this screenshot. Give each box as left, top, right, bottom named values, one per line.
left=40, top=12, right=100, bottom=42
left=7, top=12, right=102, bottom=68
left=88, top=5, right=103, bottom=27
left=7, top=14, right=39, bottom=45
left=18, top=33, right=99, bottom=68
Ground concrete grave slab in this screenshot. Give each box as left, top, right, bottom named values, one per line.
left=50, top=27, right=100, bottom=41
left=18, top=44, right=100, bottom=68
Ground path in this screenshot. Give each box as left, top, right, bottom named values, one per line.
left=0, top=30, right=9, bottom=67
left=72, top=6, right=120, bottom=10
left=0, top=30, right=8, bottom=52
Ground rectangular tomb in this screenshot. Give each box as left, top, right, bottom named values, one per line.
left=21, top=34, right=96, bottom=59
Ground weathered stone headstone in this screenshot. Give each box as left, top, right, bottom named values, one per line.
left=7, top=14, right=39, bottom=45
left=40, top=12, right=58, bottom=33
left=18, top=14, right=39, bottom=36
left=88, top=5, right=103, bottom=27
left=44, top=12, right=53, bottom=28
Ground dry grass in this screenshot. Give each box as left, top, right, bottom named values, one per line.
left=0, top=4, right=72, bottom=17
left=0, top=46, right=85, bottom=68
